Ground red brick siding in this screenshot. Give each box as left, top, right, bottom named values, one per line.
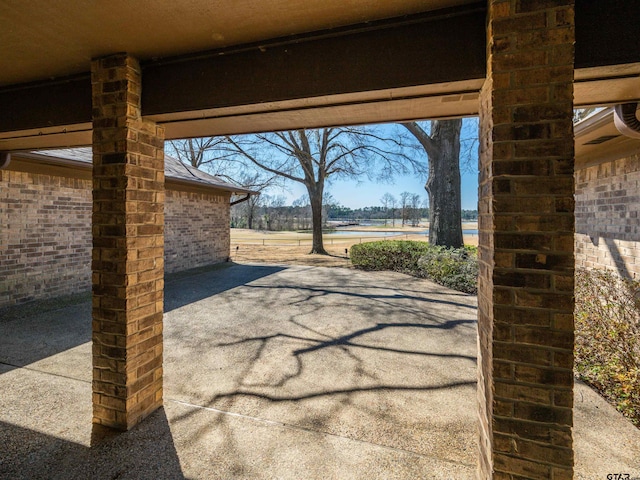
left=0, top=170, right=92, bottom=307
left=575, top=152, right=640, bottom=279
left=0, top=170, right=231, bottom=309
left=165, top=189, right=231, bottom=273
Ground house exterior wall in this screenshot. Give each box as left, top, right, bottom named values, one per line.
left=0, top=169, right=231, bottom=309
left=575, top=152, right=640, bottom=279
left=164, top=188, right=231, bottom=273
left=0, top=169, right=92, bottom=307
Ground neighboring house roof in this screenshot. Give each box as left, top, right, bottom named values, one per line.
left=19, top=147, right=253, bottom=195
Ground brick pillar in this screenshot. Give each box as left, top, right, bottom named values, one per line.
left=91, top=54, right=165, bottom=430
left=478, top=2, right=575, bottom=478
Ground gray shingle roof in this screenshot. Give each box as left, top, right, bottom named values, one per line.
left=28, top=147, right=252, bottom=195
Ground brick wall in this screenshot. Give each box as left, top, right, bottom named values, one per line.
left=0, top=170, right=92, bottom=307
left=165, top=188, right=231, bottom=273
left=575, top=152, right=640, bottom=279
left=0, top=170, right=231, bottom=309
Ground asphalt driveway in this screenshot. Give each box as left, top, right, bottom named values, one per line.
left=0, top=263, right=638, bottom=479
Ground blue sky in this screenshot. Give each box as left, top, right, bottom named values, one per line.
left=265, top=118, right=480, bottom=210
left=272, top=168, right=479, bottom=210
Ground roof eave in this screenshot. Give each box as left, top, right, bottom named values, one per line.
left=13, top=150, right=255, bottom=195
left=166, top=176, right=255, bottom=195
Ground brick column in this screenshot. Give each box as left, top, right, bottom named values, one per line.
left=478, top=2, right=575, bottom=478
left=91, top=54, right=165, bottom=430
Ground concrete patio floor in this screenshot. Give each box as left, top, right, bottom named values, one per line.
left=1, top=263, right=639, bottom=479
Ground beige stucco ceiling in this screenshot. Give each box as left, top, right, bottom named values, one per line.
left=0, top=0, right=474, bottom=87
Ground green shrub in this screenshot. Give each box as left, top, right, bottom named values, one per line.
left=349, top=240, right=432, bottom=273
left=575, top=268, right=640, bottom=427
left=350, top=240, right=478, bottom=294
left=416, top=246, right=478, bottom=294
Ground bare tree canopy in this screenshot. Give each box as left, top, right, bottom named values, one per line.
left=167, top=138, right=234, bottom=174
left=230, top=171, right=278, bottom=230
left=168, top=137, right=278, bottom=230
left=380, top=192, right=396, bottom=226
left=224, top=126, right=423, bottom=254
left=401, top=119, right=464, bottom=248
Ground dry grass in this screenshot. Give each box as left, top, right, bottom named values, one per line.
left=231, top=243, right=356, bottom=267
left=230, top=227, right=478, bottom=267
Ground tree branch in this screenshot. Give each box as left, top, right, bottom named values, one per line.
left=224, top=135, right=305, bottom=184
left=401, top=122, right=438, bottom=159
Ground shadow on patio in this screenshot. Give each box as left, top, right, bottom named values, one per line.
left=0, top=409, right=185, bottom=480
left=2, top=263, right=638, bottom=478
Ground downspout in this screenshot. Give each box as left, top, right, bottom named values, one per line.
left=613, top=103, right=640, bottom=139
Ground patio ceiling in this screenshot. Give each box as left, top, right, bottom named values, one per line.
left=1, top=1, right=639, bottom=150
left=0, top=0, right=478, bottom=87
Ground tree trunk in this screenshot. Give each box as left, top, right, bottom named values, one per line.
left=307, top=183, right=328, bottom=255
left=427, top=119, right=463, bottom=248
left=247, top=206, right=254, bottom=230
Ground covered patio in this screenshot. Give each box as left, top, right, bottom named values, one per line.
left=2, top=1, right=640, bottom=477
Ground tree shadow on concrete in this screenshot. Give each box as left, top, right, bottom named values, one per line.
left=165, top=275, right=479, bottom=472
left=243, top=283, right=477, bottom=311
left=187, top=317, right=476, bottom=401
left=215, top=319, right=477, bottom=364
left=1, top=263, right=479, bottom=476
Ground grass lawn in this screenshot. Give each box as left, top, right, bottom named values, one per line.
left=230, top=225, right=478, bottom=267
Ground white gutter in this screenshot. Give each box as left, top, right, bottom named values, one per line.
left=574, top=107, right=612, bottom=138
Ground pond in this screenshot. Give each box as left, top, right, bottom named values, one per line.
left=326, top=229, right=478, bottom=237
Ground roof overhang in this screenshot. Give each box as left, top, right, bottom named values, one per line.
left=4, top=150, right=254, bottom=196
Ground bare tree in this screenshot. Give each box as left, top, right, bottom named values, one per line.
left=422, top=196, right=430, bottom=223
left=224, top=127, right=420, bottom=254
left=292, top=195, right=312, bottom=230
left=231, top=172, right=276, bottom=230
left=322, top=191, right=338, bottom=228
left=232, top=189, right=266, bottom=229
left=168, top=137, right=234, bottom=175
left=389, top=195, right=398, bottom=227
left=169, top=137, right=280, bottom=231
left=401, top=120, right=463, bottom=248
left=399, top=191, right=412, bottom=226
left=264, top=195, right=287, bottom=231
left=380, top=193, right=395, bottom=226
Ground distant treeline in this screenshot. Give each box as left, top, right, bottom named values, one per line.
left=327, top=205, right=478, bottom=223
left=231, top=200, right=478, bottom=231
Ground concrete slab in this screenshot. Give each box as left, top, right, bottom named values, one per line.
left=163, top=265, right=479, bottom=469
left=573, top=380, right=640, bottom=479
left=1, top=263, right=639, bottom=479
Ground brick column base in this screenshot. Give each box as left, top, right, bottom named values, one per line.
left=91, top=54, right=165, bottom=430
left=478, top=2, right=576, bottom=478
